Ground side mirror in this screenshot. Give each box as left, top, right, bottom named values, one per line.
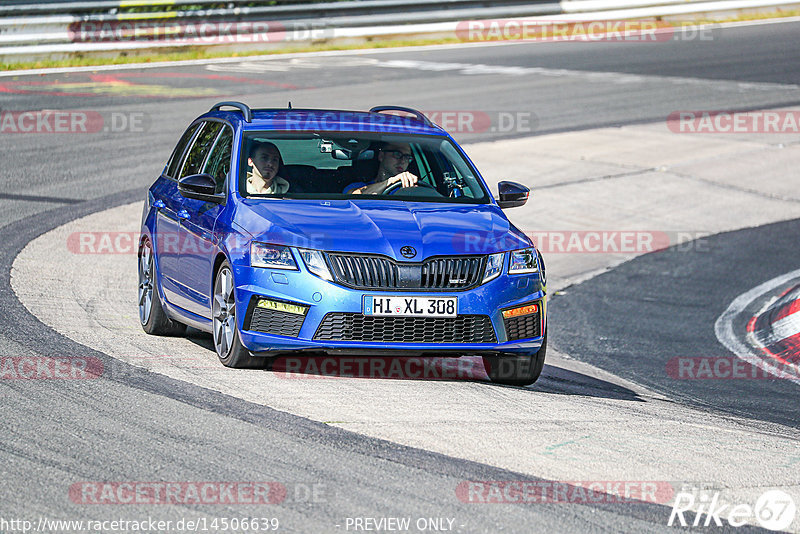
left=497, top=181, right=529, bottom=209
left=178, top=174, right=224, bottom=204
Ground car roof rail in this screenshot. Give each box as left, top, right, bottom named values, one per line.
left=369, top=106, right=435, bottom=127
left=210, top=101, right=252, bottom=122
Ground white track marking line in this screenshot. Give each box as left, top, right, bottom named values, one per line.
left=364, top=58, right=799, bottom=90
left=1, top=16, right=800, bottom=78
left=203, top=56, right=800, bottom=92
left=715, top=268, right=800, bottom=384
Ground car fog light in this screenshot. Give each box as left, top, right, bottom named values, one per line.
left=502, top=303, right=539, bottom=319
left=258, top=298, right=308, bottom=315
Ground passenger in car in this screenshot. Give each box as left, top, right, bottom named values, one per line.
left=343, top=142, right=419, bottom=194
left=246, top=141, right=290, bottom=195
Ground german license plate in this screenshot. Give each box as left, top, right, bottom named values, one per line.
left=363, top=296, right=457, bottom=317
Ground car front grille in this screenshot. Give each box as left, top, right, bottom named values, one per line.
left=326, top=253, right=485, bottom=291
left=314, top=313, right=497, bottom=343
left=247, top=307, right=305, bottom=337
left=327, top=254, right=399, bottom=289
left=504, top=307, right=542, bottom=341
left=420, top=257, right=484, bottom=289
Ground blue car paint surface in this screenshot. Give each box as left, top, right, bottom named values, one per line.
left=141, top=108, right=546, bottom=356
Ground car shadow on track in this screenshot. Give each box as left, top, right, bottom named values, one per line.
left=183, top=330, right=642, bottom=400
left=184, top=328, right=216, bottom=349
left=532, top=366, right=644, bottom=401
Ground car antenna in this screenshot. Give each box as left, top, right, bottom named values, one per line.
left=288, top=101, right=292, bottom=109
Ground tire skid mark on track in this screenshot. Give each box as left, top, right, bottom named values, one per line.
left=10, top=204, right=800, bottom=531
left=7, top=113, right=800, bottom=530
left=0, top=190, right=710, bottom=532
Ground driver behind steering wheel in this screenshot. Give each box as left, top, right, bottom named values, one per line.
left=343, top=142, right=419, bottom=195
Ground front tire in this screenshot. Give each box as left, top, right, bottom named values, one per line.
left=138, top=238, right=186, bottom=336
left=213, top=261, right=264, bottom=368
left=484, top=330, right=547, bottom=386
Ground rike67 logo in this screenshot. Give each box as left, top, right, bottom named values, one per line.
left=668, top=489, right=796, bottom=530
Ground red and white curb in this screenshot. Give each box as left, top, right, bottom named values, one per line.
left=747, top=284, right=800, bottom=367
left=715, top=269, right=800, bottom=383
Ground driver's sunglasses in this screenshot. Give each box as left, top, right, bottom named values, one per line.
left=383, top=150, right=414, bottom=163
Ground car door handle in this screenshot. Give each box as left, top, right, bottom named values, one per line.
left=153, top=199, right=166, bottom=209
left=177, top=209, right=190, bottom=220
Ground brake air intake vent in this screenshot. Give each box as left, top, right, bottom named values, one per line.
left=248, top=307, right=305, bottom=337
left=504, top=311, right=542, bottom=341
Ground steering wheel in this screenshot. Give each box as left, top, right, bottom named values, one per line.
left=383, top=180, right=440, bottom=196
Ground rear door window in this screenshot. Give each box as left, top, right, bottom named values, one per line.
left=180, top=122, right=223, bottom=179
left=202, top=125, right=234, bottom=194
left=165, top=123, right=201, bottom=179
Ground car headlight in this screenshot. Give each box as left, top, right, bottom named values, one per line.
left=250, top=242, right=297, bottom=270
left=297, top=248, right=333, bottom=281
left=509, top=247, right=539, bottom=274
left=482, top=253, right=504, bottom=283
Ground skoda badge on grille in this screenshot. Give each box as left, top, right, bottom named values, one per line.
left=400, top=246, right=417, bottom=258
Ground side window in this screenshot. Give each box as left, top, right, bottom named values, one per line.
left=202, top=126, right=234, bottom=194
left=179, top=122, right=223, bottom=179
left=165, top=123, right=201, bottom=179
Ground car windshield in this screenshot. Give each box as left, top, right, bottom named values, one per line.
left=239, top=132, right=490, bottom=203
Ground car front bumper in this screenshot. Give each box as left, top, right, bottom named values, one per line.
left=232, top=262, right=546, bottom=356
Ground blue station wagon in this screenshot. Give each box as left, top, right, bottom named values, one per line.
left=138, top=102, right=547, bottom=385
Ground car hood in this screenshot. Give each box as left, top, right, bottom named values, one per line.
left=233, top=199, right=531, bottom=259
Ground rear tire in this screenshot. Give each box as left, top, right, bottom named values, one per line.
left=213, top=261, right=264, bottom=369
left=484, top=330, right=547, bottom=386
left=138, top=238, right=186, bottom=336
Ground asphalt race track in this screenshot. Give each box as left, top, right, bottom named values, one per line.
left=550, top=218, right=800, bottom=429
left=1, top=19, right=800, bottom=533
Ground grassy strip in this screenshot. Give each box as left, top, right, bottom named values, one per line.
left=0, top=37, right=463, bottom=71
left=1, top=9, right=798, bottom=72
left=119, top=1, right=354, bottom=13
left=663, top=8, right=800, bottom=24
